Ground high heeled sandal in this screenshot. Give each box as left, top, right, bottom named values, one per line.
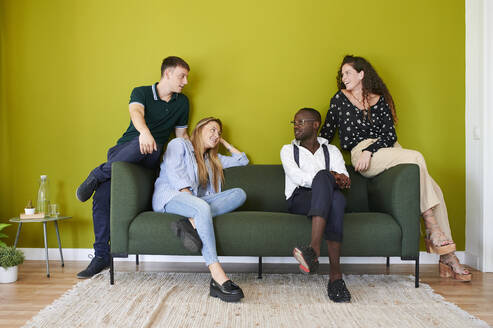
left=439, top=256, right=472, bottom=282
left=424, top=227, right=456, bottom=255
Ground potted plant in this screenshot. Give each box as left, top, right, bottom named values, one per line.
left=0, top=246, right=25, bottom=283
left=0, top=223, right=9, bottom=248
left=0, top=223, right=25, bottom=283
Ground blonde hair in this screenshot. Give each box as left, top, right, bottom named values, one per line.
left=191, top=117, right=225, bottom=192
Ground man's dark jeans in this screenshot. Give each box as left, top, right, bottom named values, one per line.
left=287, top=170, right=346, bottom=242
left=91, top=137, right=163, bottom=259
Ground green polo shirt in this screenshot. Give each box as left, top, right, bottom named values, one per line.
left=117, top=83, right=189, bottom=145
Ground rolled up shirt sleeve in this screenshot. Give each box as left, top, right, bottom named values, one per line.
left=163, top=140, right=194, bottom=191
left=219, top=152, right=249, bottom=169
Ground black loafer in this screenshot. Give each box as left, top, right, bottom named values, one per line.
left=170, top=218, right=203, bottom=253
left=210, top=279, right=244, bottom=302
left=76, top=256, right=110, bottom=279
left=327, top=279, right=351, bottom=303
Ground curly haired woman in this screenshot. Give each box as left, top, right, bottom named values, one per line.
left=320, top=55, right=471, bottom=281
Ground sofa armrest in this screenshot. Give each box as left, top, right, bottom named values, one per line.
left=110, top=161, right=156, bottom=255
left=367, top=164, right=421, bottom=258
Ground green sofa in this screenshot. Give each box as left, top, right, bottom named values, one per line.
left=110, top=163, right=421, bottom=286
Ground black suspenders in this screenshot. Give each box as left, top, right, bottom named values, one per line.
left=293, top=143, right=330, bottom=170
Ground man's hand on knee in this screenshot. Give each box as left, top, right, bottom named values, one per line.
left=331, top=172, right=351, bottom=189
left=139, top=131, right=157, bottom=154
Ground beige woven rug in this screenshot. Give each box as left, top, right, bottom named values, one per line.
left=23, top=272, right=489, bottom=328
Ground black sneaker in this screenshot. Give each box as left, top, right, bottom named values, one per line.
left=210, top=279, right=244, bottom=303
left=293, top=245, right=319, bottom=274
left=76, top=174, right=98, bottom=202
left=327, top=279, right=351, bottom=303
left=170, top=218, right=203, bottom=253
left=77, top=255, right=110, bottom=279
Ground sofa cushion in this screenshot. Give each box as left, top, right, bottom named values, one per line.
left=223, top=165, right=288, bottom=212
left=342, top=166, right=369, bottom=213
left=214, top=212, right=401, bottom=257
left=128, top=211, right=401, bottom=257
left=223, top=165, right=369, bottom=213
left=128, top=212, right=194, bottom=255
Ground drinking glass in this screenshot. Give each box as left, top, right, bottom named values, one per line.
left=49, top=204, right=60, bottom=217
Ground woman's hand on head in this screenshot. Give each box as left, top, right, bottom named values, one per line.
left=219, top=138, right=241, bottom=154
left=355, top=150, right=372, bottom=172
left=219, top=138, right=230, bottom=147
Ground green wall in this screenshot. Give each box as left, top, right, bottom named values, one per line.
left=0, top=0, right=465, bottom=250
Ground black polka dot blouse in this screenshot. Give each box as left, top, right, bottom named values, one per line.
left=319, top=91, right=397, bottom=154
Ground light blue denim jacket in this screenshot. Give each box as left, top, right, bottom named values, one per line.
left=152, top=137, right=249, bottom=212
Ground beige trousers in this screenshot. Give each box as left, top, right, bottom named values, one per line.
left=351, top=139, right=452, bottom=240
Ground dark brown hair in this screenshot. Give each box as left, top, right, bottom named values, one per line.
left=161, top=56, right=190, bottom=77
left=337, top=55, right=397, bottom=123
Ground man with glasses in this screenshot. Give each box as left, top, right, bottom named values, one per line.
left=280, top=107, right=352, bottom=303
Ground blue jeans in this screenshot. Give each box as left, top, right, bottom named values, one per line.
left=92, top=137, right=163, bottom=259
left=163, top=188, right=247, bottom=266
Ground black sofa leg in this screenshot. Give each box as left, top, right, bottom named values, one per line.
left=136, top=254, right=139, bottom=266
left=415, top=255, right=420, bottom=288
left=386, top=257, right=390, bottom=268
left=110, top=254, right=114, bottom=285
left=257, top=256, right=263, bottom=279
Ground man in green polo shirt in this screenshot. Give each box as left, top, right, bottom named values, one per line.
left=75, top=56, right=190, bottom=278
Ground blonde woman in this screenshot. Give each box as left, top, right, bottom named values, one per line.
left=152, top=117, right=249, bottom=302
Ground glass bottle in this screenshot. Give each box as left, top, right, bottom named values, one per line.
left=36, top=175, right=50, bottom=215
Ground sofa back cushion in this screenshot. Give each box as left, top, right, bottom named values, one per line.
left=223, top=165, right=369, bottom=213
left=224, top=165, right=288, bottom=212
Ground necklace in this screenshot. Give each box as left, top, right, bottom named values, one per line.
left=347, top=90, right=370, bottom=121
left=347, top=91, right=366, bottom=109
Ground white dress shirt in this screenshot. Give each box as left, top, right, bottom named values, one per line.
left=280, top=137, right=349, bottom=199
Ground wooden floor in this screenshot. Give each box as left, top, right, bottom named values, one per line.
left=0, top=260, right=492, bottom=327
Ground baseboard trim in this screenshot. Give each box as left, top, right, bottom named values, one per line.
left=18, top=248, right=465, bottom=265
left=464, top=251, right=481, bottom=270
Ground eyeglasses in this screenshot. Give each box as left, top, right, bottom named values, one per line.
left=290, top=119, right=316, bottom=126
